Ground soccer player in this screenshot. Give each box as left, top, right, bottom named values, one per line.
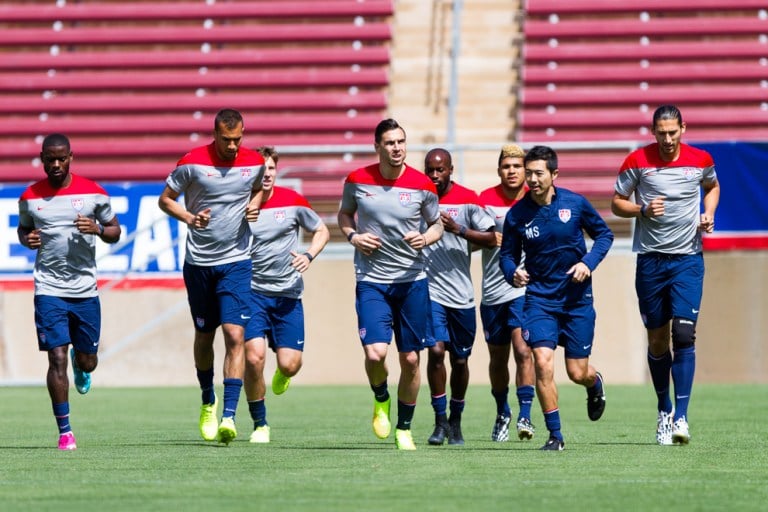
left=158, top=108, right=264, bottom=445
left=500, top=145, right=613, bottom=451
left=422, top=148, right=496, bottom=446
left=243, top=146, right=330, bottom=444
left=337, top=118, right=443, bottom=450
left=478, top=144, right=537, bottom=442
left=611, top=105, right=720, bottom=446
left=18, top=133, right=122, bottom=450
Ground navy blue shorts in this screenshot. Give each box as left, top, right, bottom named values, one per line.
left=245, top=291, right=305, bottom=351
left=355, top=279, right=430, bottom=353
left=635, top=253, right=704, bottom=329
left=521, top=296, right=596, bottom=359
left=183, top=259, right=252, bottom=332
left=427, top=301, right=476, bottom=358
left=34, top=295, right=101, bottom=354
left=480, top=296, right=524, bottom=346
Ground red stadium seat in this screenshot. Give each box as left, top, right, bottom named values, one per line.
left=524, top=0, right=767, bottom=14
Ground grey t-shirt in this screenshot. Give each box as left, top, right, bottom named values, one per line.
left=615, top=142, right=717, bottom=254
left=340, top=163, right=440, bottom=283
left=166, top=143, right=264, bottom=266
left=18, top=174, right=116, bottom=297
left=249, top=186, right=323, bottom=299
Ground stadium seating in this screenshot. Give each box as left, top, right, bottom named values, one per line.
left=0, top=0, right=394, bottom=184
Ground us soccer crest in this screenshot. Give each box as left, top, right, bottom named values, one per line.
left=558, top=209, right=571, bottom=223
left=683, top=168, right=696, bottom=180
left=359, top=327, right=367, bottom=340
left=273, top=210, right=286, bottom=223
left=446, top=207, right=459, bottom=218
left=71, top=198, right=84, bottom=212
left=196, top=317, right=205, bottom=329
left=398, top=192, right=411, bottom=205
left=241, top=168, right=252, bottom=179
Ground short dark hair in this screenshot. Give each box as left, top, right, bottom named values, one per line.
left=41, top=133, right=70, bottom=151
left=524, top=145, right=558, bottom=172
left=257, top=145, right=279, bottom=164
left=374, top=118, right=405, bottom=144
left=214, top=108, right=244, bottom=131
left=652, top=104, right=683, bottom=127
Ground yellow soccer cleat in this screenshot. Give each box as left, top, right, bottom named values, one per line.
left=372, top=397, right=391, bottom=439
left=272, top=368, right=291, bottom=395
left=395, top=429, right=416, bottom=450
left=217, top=416, right=237, bottom=445
left=199, top=396, right=219, bottom=441
left=249, top=425, right=271, bottom=444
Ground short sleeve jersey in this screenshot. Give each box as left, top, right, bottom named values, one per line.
left=423, top=183, right=494, bottom=308
left=500, top=187, right=614, bottom=306
left=340, top=163, right=440, bottom=283
left=18, top=174, right=116, bottom=298
left=478, top=185, right=525, bottom=306
left=166, top=143, right=265, bottom=266
left=249, top=186, right=324, bottom=299
left=615, top=142, right=717, bottom=254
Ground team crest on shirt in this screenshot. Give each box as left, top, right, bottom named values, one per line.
left=522, top=329, right=530, bottom=341
left=683, top=168, right=696, bottom=180
left=273, top=210, right=286, bottom=223
left=558, top=209, right=571, bottom=223
left=398, top=192, right=411, bottom=205
left=71, top=198, right=84, bottom=212
left=240, top=168, right=252, bottom=179
left=446, top=207, right=459, bottom=218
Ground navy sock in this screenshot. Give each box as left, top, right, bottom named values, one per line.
left=396, top=400, right=416, bottom=430
left=52, top=402, right=71, bottom=435
left=430, top=393, right=447, bottom=417
left=371, top=381, right=389, bottom=403
left=671, top=346, right=696, bottom=420
left=647, top=350, right=673, bottom=413
left=248, top=399, right=267, bottom=428
left=543, top=409, right=563, bottom=442
left=516, top=385, right=535, bottom=421
left=222, top=378, right=242, bottom=419
left=449, top=398, right=465, bottom=421
left=196, top=367, right=215, bottom=405
left=492, top=387, right=511, bottom=417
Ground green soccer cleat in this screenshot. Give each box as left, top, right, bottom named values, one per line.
left=272, top=368, right=291, bottom=395
left=70, top=347, right=91, bottom=395
left=199, top=396, right=219, bottom=441
left=249, top=425, right=271, bottom=444
left=395, top=428, right=416, bottom=450
left=217, top=417, right=237, bottom=445
left=372, top=397, right=391, bottom=439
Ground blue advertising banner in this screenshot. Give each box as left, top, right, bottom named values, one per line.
left=697, top=142, right=768, bottom=250
left=0, top=181, right=187, bottom=284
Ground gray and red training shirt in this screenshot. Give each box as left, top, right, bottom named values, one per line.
left=615, top=142, right=718, bottom=255
left=18, top=174, right=116, bottom=297
left=249, top=186, right=323, bottom=299
left=340, top=163, right=440, bottom=284
left=166, top=143, right=264, bottom=266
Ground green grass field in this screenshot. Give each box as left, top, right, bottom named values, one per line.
left=1, top=384, right=766, bottom=512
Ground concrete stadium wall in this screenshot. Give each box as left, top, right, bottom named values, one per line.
left=1, top=251, right=765, bottom=387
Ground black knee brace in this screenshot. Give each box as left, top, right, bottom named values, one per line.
left=671, top=317, right=696, bottom=350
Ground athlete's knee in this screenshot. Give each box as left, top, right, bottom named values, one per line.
left=671, top=318, right=696, bottom=350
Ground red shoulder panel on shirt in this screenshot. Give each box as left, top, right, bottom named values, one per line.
left=20, top=174, right=108, bottom=200
left=478, top=184, right=523, bottom=208
left=441, top=182, right=481, bottom=205
left=261, top=186, right=312, bottom=209
left=345, top=163, right=437, bottom=194
left=176, top=143, right=265, bottom=167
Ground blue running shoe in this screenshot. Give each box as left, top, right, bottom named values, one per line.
left=70, top=348, right=91, bottom=395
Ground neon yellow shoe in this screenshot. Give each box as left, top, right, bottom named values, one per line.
left=372, top=397, right=391, bottom=439
left=249, top=425, right=271, bottom=444
left=272, top=368, right=290, bottom=395
left=217, top=417, right=237, bottom=445
left=395, top=429, right=416, bottom=450
left=199, top=396, right=218, bottom=441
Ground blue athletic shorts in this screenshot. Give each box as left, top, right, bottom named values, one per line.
left=183, top=259, right=252, bottom=332
left=635, top=253, right=704, bottom=329
left=427, top=300, right=476, bottom=358
left=34, top=295, right=101, bottom=354
left=245, top=291, right=305, bottom=351
left=521, top=296, right=596, bottom=359
left=355, top=278, right=430, bottom=352
left=480, top=296, right=524, bottom=346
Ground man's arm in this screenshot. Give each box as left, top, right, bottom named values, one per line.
left=158, top=185, right=210, bottom=229
left=700, top=178, right=720, bottom=233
